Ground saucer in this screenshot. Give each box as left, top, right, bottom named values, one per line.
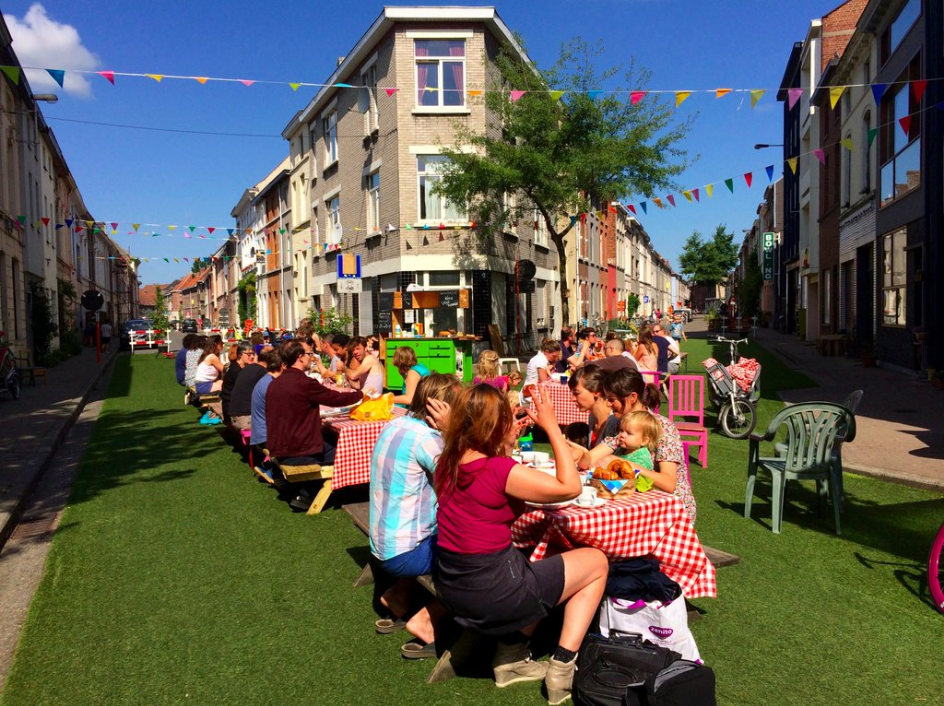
left=573, top=497, right=607, bottom=509
left=525, top=499, right=574, bottom=510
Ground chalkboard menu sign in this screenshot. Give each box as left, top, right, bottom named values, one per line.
left=378, top=292, right=395, bottom=310
left=377, top=308, right=392, bottom=333
left=439, top=290, right=460, bottom=308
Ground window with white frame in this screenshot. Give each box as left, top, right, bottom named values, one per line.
left=415, top=39, right=465, bottom=107
left=882, top=228, right=906, bottom=326
left=417, top=156, right=464, bottom=221
left=311, top=204, right=320, bottom=246
left=367, top=171, right=381, bottom=233
left=323, top=111, right=338, bottom=166
left=326, top=196, right=340, bottom=244
left=363, top=64, right=379, bottom=134
left=503, top=192, right=516, bottom=234
left=533, top=208, right=548, bottom=247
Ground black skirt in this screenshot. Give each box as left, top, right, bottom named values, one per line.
left=434, top=545, right=565, bottom=635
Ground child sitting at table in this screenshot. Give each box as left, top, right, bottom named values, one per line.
left=507, top=369, right=523, bottom=391
left=598, top=411, right=663, bottom=492
left=473, top=350, right=510, bottom=392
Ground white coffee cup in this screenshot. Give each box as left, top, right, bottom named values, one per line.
left=533, top=451, right=550, bottom=464
left=576, top=486, right=598, bottom=507
left=520, top=451, right=535, bottom=464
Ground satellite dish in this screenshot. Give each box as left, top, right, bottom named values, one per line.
left=329, top=223, right=343, bottom=245
left=81, top=289, right=104, bottom=312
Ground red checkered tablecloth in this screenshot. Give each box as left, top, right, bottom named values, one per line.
left=528, top=381, right=589, bottom=427
left=323, top=407, right=406, bottom=489
left=512, top=490, right=717, bottom=598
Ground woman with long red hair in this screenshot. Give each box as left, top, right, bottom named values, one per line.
left=434, top=384, right=608, bottom=705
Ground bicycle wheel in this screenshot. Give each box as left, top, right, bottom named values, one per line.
left=719, top=400, right=756, bottom=439
left=929, top=522, right=944, bottom=614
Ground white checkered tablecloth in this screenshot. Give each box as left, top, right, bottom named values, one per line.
left=512, top=490, right=717, bottom=598
left=528, top=381, right=589, bottom=427
left=323, top=407, right=406, bottom=490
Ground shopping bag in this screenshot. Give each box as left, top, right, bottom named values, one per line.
left=598, top=596, right=701, bottom=662
left=350, top=392, right=394, bottom=421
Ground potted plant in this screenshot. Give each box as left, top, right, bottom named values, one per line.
left=706, top=309, right=720, bottom=332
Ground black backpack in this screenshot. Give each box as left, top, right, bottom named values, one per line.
left=574, top=633, right=716, bottom=706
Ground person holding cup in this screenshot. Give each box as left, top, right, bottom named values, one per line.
left=434, top=383, right=608, bottom=705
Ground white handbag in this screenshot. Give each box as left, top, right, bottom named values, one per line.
left=598, top=595, right=701, bottom=662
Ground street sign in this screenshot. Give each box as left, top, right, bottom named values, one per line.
left=337, top=278, right=363, bottom=294
left=763, top=231, right=775, bottom=281
left=337, top=254, right=361, bottom=279
left=81, top=290, right=104, bottom=312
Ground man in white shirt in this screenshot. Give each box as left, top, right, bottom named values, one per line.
left=523, top=339, right=563, bottom=393
left=656, top=322, right=682, bottom=375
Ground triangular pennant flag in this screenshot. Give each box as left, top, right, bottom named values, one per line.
left=510, top=90, right=526, bottom=102
left=841, top=138, right=854, bottom=151
left=715, top=88, right=732, bottom=99
left=111, top=222, right=118, bottom=230
left=627, top=204, right=636, bottom=215
left=289, top=83, right=302, bottom=91
left=405, top=224, right=413, bottom=230
left=227, top=229, right=234, bottom=236
left=724, top=178, right=734, bottom=193
left=85, top=220, right=93, bottom=227
left=146, top=74, right=163, bottom=82
left=110, top=230, right=117, bottom=235
left=829, top=86, right=845, bottom=110
left=674, top=91, right=691, bottom=108
left=422, top=236, right=429, bottom=246
left=183, top=258, right=189, bottom=262
left=55, top=223, right=64, bottom=229
left=184, top=233, right=192, bottom=238
left=705, top=185, right=713, bottom=198
left=168, top=225, right=177, bottom=232
left=871, top=83, right=886, bottom=105
left=194, top=77, right=209, bottom=84
left=1, top=66, right=21, bottom=84
left=692, top=188, right=700, bottom=202
left=163, top=258, right=169, bottom=263
left=405, top=241, right=412, bottom=250
left=867, top=127, right=878, bottom=146
left=46, top=69, right=65, bottom=88
left=750, top=89, right=765, bottom=108
left=41, top=217, right=49, bottom=226
left=788, top=87, right=803, bottom=110
left=766, top=165, right=775, bottom=182
left=75, top=225, right=83, bottom=232
left=439, top=223, right=446, bottom=230
left=639, top=202, right=647, bottom=214
left=898, top=115, right=911, bottom=136
left=550, top=90, right=565, bottom=101
left=189, top=225, right=196, bottom=232
left=207, top=227, right=215, bottom=234
left=468, top=89, right=483, bottom=97
left=65, top=219, right=73, bottom=228
left=788, top=157, right=798, bottom=174
left=744, top=172, right=753, bottom=188
left=334, top=82, right=354, bottom=88
left=682, top=191, right=692, bottom=203
left=630, top=91, right=646, bottom=105
left=813, top=148, right=826, bottom=164
left=239, top=79, right=255, bottom=87
left=653, top=198, right=663, bottom=209
left=587, top=90, right=602, bottom=100
left=385, top=87, right=398, bottom=97
left=174, top=258, right=179, bottom=263
left=279, top=228, right=286, bottom=235
left=667, top=195, right=676, bottom=207
left=438, top=233, right=444, bottom=242
left=97, top=71, right=115, bottom=85
left=912, top=79, right=927, bottom=103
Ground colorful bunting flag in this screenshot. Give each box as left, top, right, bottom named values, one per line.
left=468, top=90, right=483, bottom=97
left=639, top=202, right=647, bottom=214
left=653, top=198, right=663, bottom=209
left=692, top=188, right=700, bottom=202
left=334, top=82, right=354, bottom=88
left=1, top=66, right=21, bottom=84
left=871, top=83, right=886, bottom=105
left=168, top=225, right=177, bottom=232
left=146, top=74, right=163, bottom=82
left=841, top=138, right=854, bottom=151
left=587, top=90, right=602, bottom=100
left=510, top=90, right=526, bottom=103
left=898, top=116, right=911, bottom=136
left=627, top=204, right=636, bottom=215
left=766, top=165, right=774, bottom=182
left=289, top=83, right=302, bottom=91
left=46, top=69, right=65, bottom=88
left=705, top=185, right=713, bottom=198
left=788, top=87, right=803, bottom=110
left=550, top=90, right=565, bottom=101
left=787, top=157, right=798, bottom=174
left=194, top=77, right=209, bottom=85
left=743, top=172, right=753, bottom=188
left=682, top=190, right=692, bottom=203
left=41, top=217, right=49, bottom=226
left=385, top=88, right=398, bottom=97
left=750, top=89, right=765, bottom=108
left=813, top=148, right=825, bottom=164
left=912, top=79, right=927, bottom=103
left=97, top=71, right=116, bottom=85
left=867, top=128, right=878, bottom=146
left=715, top=88, right=731, bottom=99
left=239, top=79, right=254, bottom=87
left=667, top=195, right=676, bottom=207
left=724, top=178, right=734, bottom=193
left=630, top=91, right=646, bottom=105
left=675, top=91, right=691, bottom=108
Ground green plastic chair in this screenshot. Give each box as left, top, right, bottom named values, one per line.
left=745, top=402, right=856, bottom=535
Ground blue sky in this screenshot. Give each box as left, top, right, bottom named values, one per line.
left=3, top=0, right=832, bottom=285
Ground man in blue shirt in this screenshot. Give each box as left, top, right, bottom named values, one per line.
left=250, top=349, right=284, bottom=452
left=175, top=334, right=195, bottom=385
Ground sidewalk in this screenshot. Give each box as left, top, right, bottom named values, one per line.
left=0, top=346, right=119, bottom=549
left=691, top=319, right=944, bottom=492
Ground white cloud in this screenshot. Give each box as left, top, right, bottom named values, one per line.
left=4, top=3, right=100, bottom=97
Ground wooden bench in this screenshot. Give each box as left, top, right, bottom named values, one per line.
left=16, top=354, right=47, bottom=386
left=263, top=450, right=334, bottom=514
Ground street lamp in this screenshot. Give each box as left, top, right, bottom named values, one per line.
left=753, top=143, right=783, bottom=150
left=32, top=93, right=59, bottom=104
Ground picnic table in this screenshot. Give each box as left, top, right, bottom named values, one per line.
left=512, top=490, right=717, bottom=598
left=323, top=406, right=407, bottom=490
left=527, top=380, right=589, bottom=426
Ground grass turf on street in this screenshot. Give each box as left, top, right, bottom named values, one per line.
left=1, top=348, right=941, bottom=706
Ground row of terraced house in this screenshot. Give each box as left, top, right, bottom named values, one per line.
left=0, top=15, right=138, bottom=361
left=182, top=7, right=687, bottom=349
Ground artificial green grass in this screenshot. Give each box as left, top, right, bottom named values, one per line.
left=2, top=353, right=941, bottom=705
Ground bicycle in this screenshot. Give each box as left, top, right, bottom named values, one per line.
left=702, top=337, right=761, bottom=439
left=930, top=521, right=944, bottom=614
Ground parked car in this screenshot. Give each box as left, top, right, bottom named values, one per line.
left=181, top=319, right=199, bottom=333
left=120, top=319, right=153, bottom=350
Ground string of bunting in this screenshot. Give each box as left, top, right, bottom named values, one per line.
left=1, top=63, right=940, bottom=111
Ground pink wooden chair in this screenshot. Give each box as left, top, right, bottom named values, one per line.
left=668, top=375, right=708, bottom=468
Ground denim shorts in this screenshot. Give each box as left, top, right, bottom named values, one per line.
left=380, top=534, right=439, bottom=578
left=195, top=381, right=215, bottom=394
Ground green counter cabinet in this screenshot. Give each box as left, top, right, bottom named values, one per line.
left=385, top=338, right=476, bottom=390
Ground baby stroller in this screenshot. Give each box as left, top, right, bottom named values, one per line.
left=703, top=354, right=761, bottom=439
left=0, top=342, right=21, bottom=400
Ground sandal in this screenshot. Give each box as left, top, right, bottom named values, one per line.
left=400, top=640, right=436, bottom=660
left=375, top=617, right=407, bottom=634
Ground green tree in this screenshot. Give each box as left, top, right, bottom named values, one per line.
left=152, top=287, right=170, bottom=332
left=237, top=273, right=257, bottom=323
left=436, top=37, right=691, bottom=324
left=305, top=307, right=355, bottom=336
left=678, top=224, right=739, bottom=290
left=191, top=258, right=209, bottom=274
left=738, top=254, right=764, bottom=319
